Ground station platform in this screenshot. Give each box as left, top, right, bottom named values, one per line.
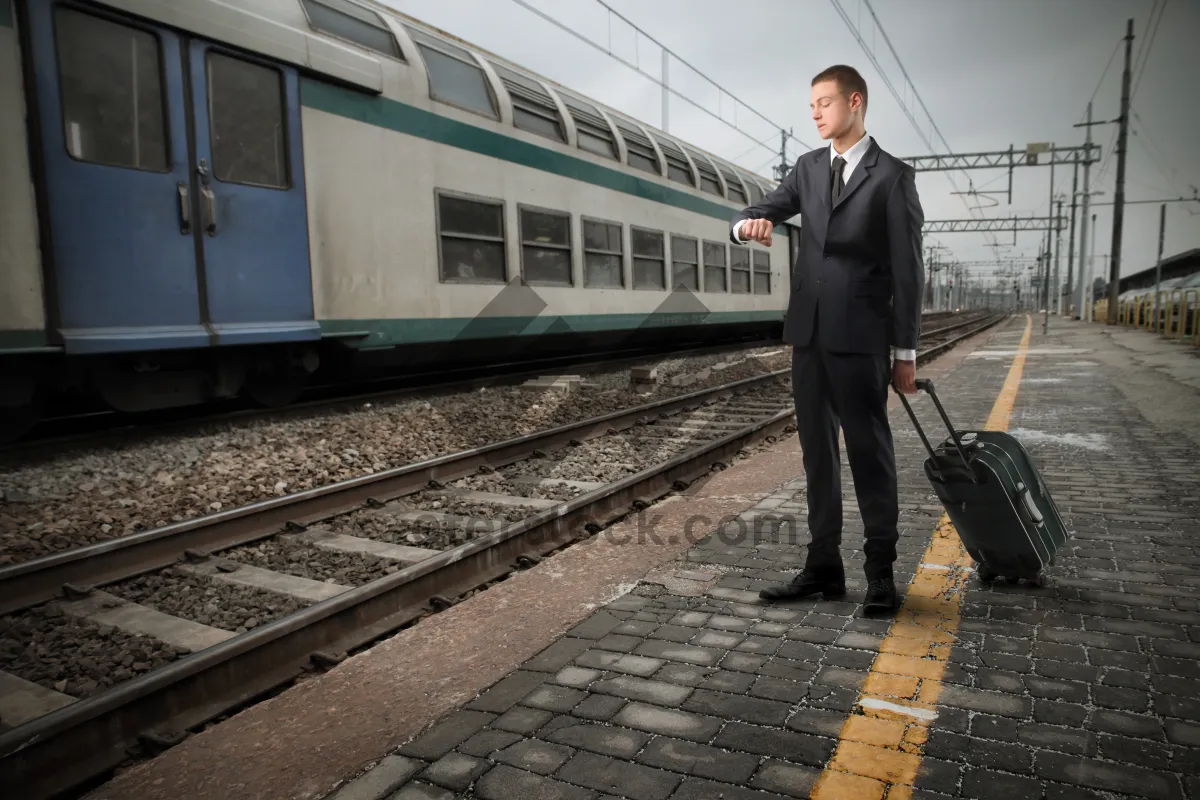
left=86, top=315, right=1200, bottom=800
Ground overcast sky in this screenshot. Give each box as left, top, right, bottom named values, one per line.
left=379, top=0, right=1199, bottom=291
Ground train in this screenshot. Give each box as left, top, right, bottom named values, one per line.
left=1112, top=271, right=1200, bottom=334
left=0, top=0, right=799, bottom=442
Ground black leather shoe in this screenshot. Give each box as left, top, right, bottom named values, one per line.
left=863, top=578, right=898, bottom=613
left=759, top=570, right=846, bottom=601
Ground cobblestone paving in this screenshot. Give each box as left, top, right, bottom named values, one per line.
left=325, top=319, right=1200, bottom=800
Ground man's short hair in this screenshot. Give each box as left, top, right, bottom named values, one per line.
left=812, top=65, right=868, bottom=116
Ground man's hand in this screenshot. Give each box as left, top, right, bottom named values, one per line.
left=741, top=218, right=773, bottom=246
left=893, top=359, right=917, bottom=394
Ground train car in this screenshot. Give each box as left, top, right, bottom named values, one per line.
left=0, top=0, right=797, bottom=441
left=1116, top=272, right=1200, bottom=332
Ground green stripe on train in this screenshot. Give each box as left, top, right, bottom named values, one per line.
left=319, top=310, right=784, bottom=349
left=300, top=78, right=788, bottom=230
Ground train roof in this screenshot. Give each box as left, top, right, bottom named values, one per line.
left=353, top=0, right=783, bottom=194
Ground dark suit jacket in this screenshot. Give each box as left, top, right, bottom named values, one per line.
left=730, top=137, right=924, bottom=356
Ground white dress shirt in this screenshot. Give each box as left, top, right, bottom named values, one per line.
left=733, top=133, right=916, bottom=361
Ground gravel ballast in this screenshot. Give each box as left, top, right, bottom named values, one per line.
left=0, top=606, right=183, bottom=699
left=111, top=570, right=310, bottom=634
left=0, top=348, right=789, bottom=565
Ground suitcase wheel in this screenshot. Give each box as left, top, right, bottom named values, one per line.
left=976, top=564, right=997, bottom=583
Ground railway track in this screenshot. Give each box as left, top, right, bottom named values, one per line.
left=3, top=311, right=969, bottom=457
left=0, top=312, right=1005, bottom=799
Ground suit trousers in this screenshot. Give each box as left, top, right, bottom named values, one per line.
left=790, top=310, right=900, bottom=581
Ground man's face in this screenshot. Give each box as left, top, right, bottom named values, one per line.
left=810, top=80, right=854, bottom=140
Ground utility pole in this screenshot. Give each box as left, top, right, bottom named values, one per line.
left=1066, top=159, right=1079, bottom=317
left=1042, top=234, right=1051, bottom=335
left=1075, top=102, right=1094, bottom=321
left=1106, top=18, right=1134, bottom=325
left=1152, top=203, right=1166, bottom=333
left=775, top=128, right=791, bottom=182
left=1087, top=212, right=1097, bottom=321
left=1046, top=145, right=1056, bottom=323
left=1054, top=198, right=1064, bottom=315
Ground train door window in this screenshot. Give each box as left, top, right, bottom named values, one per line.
left=730, top=246, right=751, bottom=293
left=405, top=26, right=498, bottom=121
left=670, top=235, right=699, bottom=290
left=702, top=241, right=727, bottom=293
left=614, top=119, right=660, bottom=176
left=299, top=0, right=402, bottom=60
left=685, top=148, right=723, bottom=197
left=582, top=218, right=623, bottom=288
left=721, top=170, right=748, bottom=205
left=206, top=52, right=288, bottom=188
left=519, top=206, right=572, bottom=286
left=631, top=228, right=665, bottom=290
left=55, top=7, right=168, bottom=171
left=561, top=94, right=617, bottom=160
left=752, top=251, right=771, bottom=294
left=490, top=62, right=565, bottom=143
left=436, top=192, right=506, bottom=283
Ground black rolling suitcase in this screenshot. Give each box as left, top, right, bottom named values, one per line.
left=897, top=379, right=1068, bottom=587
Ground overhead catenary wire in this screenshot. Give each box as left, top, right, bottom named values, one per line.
left=829, top=0, right=1006, bottom=261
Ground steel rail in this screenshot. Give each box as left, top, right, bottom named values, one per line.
left=0, top=312, right=1007, bottom=800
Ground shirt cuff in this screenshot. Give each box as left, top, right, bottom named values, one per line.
left=732, top=219, right=746, bottom=243
left=894, top=348, right=916, bottom=361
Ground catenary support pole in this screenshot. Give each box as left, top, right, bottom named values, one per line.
left=1107, top=18, right=1134, bottom=324
left=1153, top=203, right=1166, bottom=334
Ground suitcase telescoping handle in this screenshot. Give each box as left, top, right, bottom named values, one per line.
left=896, top=378, right=978, bottom=484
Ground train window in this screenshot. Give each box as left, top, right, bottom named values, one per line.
left=702, top=241, right=727, bottom=293
left=721, top=169, right=748, bottom=205
left=207, top=52, right=288, bottom=189
left=631, top=228, right=665, bottom=290
left=300, top=0, right=402, bottom=60
left=730, top=246, right=751, bottom=293
left=582, top=218, right=623, bottom=288
left=653, top=134, right=695, bottom=187
left=436, top=192, right=506, bottom=283
left=670, top=236, right=699, bottom=291
left=744, top=177, right=765, bottom=205
left=560, top=94, right=617, bottom=160
left=405, top=26, right=499, bottom=121
left=55, top=7, right=168, bottom=171
left=685, top=148, right=724, bottom=197
left=489, top=62, right=565, bottom=143
left=614, top=119, right=660, bottom=176
left=753, top=250, right=771, bottom=294
left=519, top=207, right=572, bottom=286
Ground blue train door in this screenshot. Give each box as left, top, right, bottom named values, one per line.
left=28, top=1, right=318, bottom=354
left=186, top=41, right=319, bottom=346
left=27, top=1, right=209, bottom=353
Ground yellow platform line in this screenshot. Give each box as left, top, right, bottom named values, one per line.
left=809, top=314, right=1033, bottom=800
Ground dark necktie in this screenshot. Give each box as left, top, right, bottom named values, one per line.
left=832, top=155, right=846, bottom=204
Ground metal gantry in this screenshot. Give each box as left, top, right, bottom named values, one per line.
left=923, top=216, right=1066, bottom=234
left=900, top=144, right=1101, bottom=173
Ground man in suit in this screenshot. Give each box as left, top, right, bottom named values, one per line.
left=730, top=64, right=924, bottom=612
